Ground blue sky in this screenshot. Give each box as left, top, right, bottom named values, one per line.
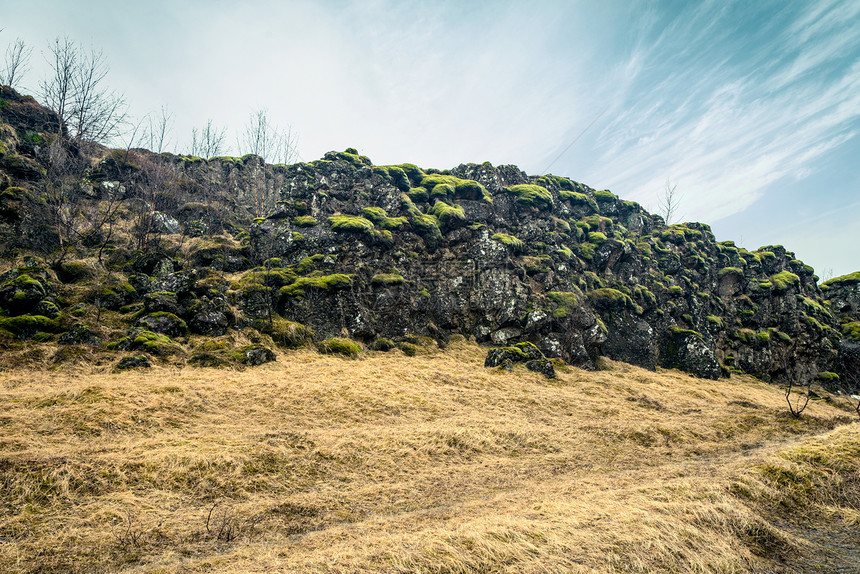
left=2, top=0, right=858, bottom=276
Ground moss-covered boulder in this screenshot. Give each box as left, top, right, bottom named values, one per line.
left=484, top=341, right=555, bottom=378
left=58, top=323, right=101, bottom=347
left=116, top=355, right=152, bottom=370
left=0, top=273, right=47, bottom=315
left=318, top=337, right=362, bottom=358
left=186, top=297, right=234, bottom=336
left=0, top=314, right=58, bottom=339
left=135, top=312, right=188, bottom=338
left=232, top=344, right=276, bottom=366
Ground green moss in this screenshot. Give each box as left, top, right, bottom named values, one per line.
left=706, top=315, right=724, bottom=328
left=279, top=274, right=353, bottom=298
left=0, top=315, right=58, bottom=338
left=429, top=201, right=466, bottom=228
left=841, top=321, right=860, bottom=343
left=318, top=337, right=362, bottom=358
left=719, top=267, right=744, bottom=277
left=291, top=231, right=305, bottom=242
left=506, top=184, right=553, bottom=209
left=240, top=267, right=298, bottom=288
left=491, top=233, right=524, bottom=253
left=561, top=191, right=599, bottom=212
left=406, top=187, right=429, bottom=203
left=823, top=271, right=860, bottom=288
left=295, top=254, right=326, bottom=275
left=371, top=273, right=405, bottom=286
left=588, top=231, right=607, bottom=244
left=328, top=215, right=375, bottom=233
left=769, top=328, right=793, bottom=343
left=769, top=271, right=800, bottom=293
left=756, top=330, right=771, bottom=344
left=258, top=317, right=315, bottom=349
left=430, top=183, right=454, bottom=202
left=817, top=371, right=839, bottom=382
left=401, top=194, right=442, bottom=248
left=587, top=288, right=635, bottom=311
left=547, top=290, right=583, bottom=318
left=592, top=189, right=617, bottom=204
left=420, top=174, right=491, bottom=203
left=292, top=215, right=317, bottom=227
left=557, top=245, right=573, bottom=259
left=668, top=285, right=684, bottom=295
left=670, top=326, right=703, bottom=340
left=361, top=207, right=407, bottom=230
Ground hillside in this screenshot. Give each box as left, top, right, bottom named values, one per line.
left=1, top=344, right=859, bottom=572
left=0, top=85, right=858, bottom=393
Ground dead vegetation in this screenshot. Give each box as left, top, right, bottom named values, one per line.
left=0, top=341, right=858, bottom=572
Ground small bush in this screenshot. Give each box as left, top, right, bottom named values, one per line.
left=318, top=337, right=362, bottom=358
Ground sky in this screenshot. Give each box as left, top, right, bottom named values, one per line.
left=2, top=0, right=859, bottom=276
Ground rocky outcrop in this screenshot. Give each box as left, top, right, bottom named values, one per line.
left=0, top=86, right=856, bottom=388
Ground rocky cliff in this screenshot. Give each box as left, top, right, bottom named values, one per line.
left=0, top=85, right=856, bottom=390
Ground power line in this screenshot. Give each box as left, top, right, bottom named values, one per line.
left=541, top=106, right=608, bottom=175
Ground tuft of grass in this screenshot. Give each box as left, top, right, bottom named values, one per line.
left=318, top=337, right=362, bottom=358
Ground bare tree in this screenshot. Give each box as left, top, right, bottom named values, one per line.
left=191, top=119, right=228, bottom=159
left=40, top=37, right=127, bottom=145
left=0, top=37, right=32, bottom=89
left=239, top=109, right=298, bottom=164
left=145, top=105, right=173, bottom=153
left=657, top=178, right=684, bottom=225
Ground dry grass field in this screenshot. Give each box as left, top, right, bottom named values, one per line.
left=1, top=339, right=859, bottom=573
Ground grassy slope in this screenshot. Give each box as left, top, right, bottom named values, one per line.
left=0, top=341, right=858, bottom=573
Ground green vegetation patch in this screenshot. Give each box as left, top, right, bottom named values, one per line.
left=328, top=215, right=375, bottom=233
left=547, top=290, right=583, bottom=318
left=279, top=274, right=353, bottom=299
left=588, top=231, right=607, bottom=244
left=768, top=271, right=800, bottom=293
left=371, top=273, right=405, bottom=287
left=429, top=201, right=466, bottom=229
left=401, top=194, right=442, bottom=249
left=592, top=189, right=617, bottom=204
left=258, top=317, right=315, bottom=349
left=823, top=271, right=860, bottom=288
left=506, top=184, right=553, bottom=209
left=295, top=254, right=326, bottom=275
left=561, top=190, right=599, bottom=212
left=587, top=288, right=636, bottom=311
left=420, top=174, right=491, bottom=203
left=292, top=215, right=317, bottom=227
left=841, top=321, right=860, bottom=343
left=491, top=233, right=524, bottom=253
left=318, top=337, right=362, bottom=358
left=361, top=207, right=407, bottom=230
left=406, top=187, right=429, bottom=203
left=0, top=315, right=58, bottom=339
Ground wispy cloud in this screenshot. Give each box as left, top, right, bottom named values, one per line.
left=569, top=0, right=860, bottom=222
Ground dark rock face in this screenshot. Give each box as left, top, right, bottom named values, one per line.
left=0, top=86, right=856, bottom=386
left=239, top=345, right=276, bottom=366
left=58, top=324, right=101, bottom=346
left=116, top=355, right=152, bottom=370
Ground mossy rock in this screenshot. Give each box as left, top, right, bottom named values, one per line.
left=371, top=273, right=405, bottom=287
left=135, top=312, right=188, bottom=338
left=361, top=206, right=408, bottom=230
left=506, top=184, right=553, bottom=209
left=587, top=288, right=636, bottom=311
left=491, top=233, right=524, bottom=253
left=230, top=344, right=277, bottom=366
left=292, top=215, right=318, bottom=227
left=55, top=261, right=96, bottom=284
left=0, top=273, right=47, bottom=314
left=328, top=215, right=375, bottom=233
left=116, top=355, right=152, bottom=370
left=371, top=337, right=396, bottom=351
left=429, top=201, right=466, bottom=229
left=406, top=187, right=429, bottom=203
left=823, top=271, right=860, bottom=288
left=279, top=274, right=353, bottom=299
left=58, top=323, right=101, bottom=347
left=420, top=174, right=491, bottom=203
left=318, top=337, right=362, bottom=358
left=768, top=271, right=800, bottom=293
left=257, top=317, right=315, bottom=349
left=547, top=291, right=583, bottom=318
left=0, top=315, right=58, bottom=339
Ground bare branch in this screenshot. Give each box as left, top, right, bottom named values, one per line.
left=40, top=37, right=128, bottom=145
left=191, top=119, right=227, bottom=158
left=0, top=37, right=32, bottom=89
left=657, top=177, right=684, bottom=225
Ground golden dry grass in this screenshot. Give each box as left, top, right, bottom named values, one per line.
left=1, top=340, right=858, bottom=573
